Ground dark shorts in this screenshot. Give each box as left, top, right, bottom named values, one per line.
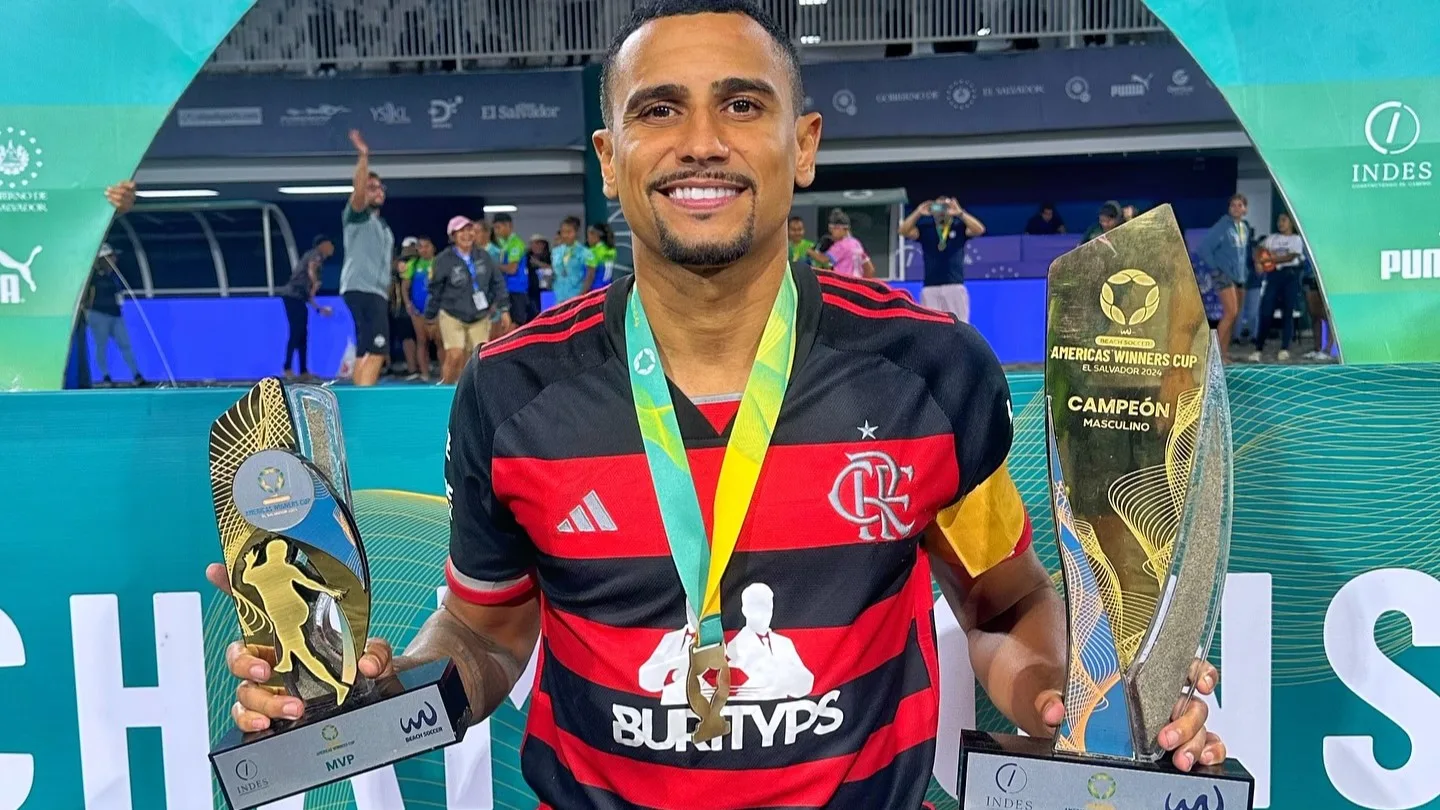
left=1213, top=276, right=1239, bottom=291
left=390, top=311, right=416, bottom=342
left=1302, top=276, right=1320, bottom=291
left=342, top=291, right=390, bottom=356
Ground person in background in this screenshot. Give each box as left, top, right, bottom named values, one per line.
left=400, top=237, right=436, bottom=382
left=900, top=196, right=986, bottom=322
left=525, top=234, right=552, bottom=312
left=1302, top=261, right=1334, bottom=362
left=424, top=217, right=511, bottom=383
left=1199, top=193, right=1256, bottom=360
left=1121, top=204, right=1139, bottom=222
left=550, top=216, right=595, bottom=304
left=399, top=236, right=420, bottom=262
left=389, top=255, right=420, bottom=379
left=339, top=130, right=394, bottom=387
left=279, top=235, right=335, bottom=380
left=84, top=243, right=145, bottom=386
left=823, top=208, right=875, bottom=278
left=1024, top=202, right=1066, bottom=235
left=105, top=181, right=136, bottom=215
left=1083, top=200, right=1123, bottom=242
left=1248, top=211, right=1307, bottom=363
left=587, top=222, right=619, bottom=285
left=490, top=212, right=527, bottom=291
left=787, top=215, right=816, bottom=269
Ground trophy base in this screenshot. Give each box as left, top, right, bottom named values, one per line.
left=211, top=659, right=471, bottom=809
left=958, top=730, right=1254, bottom=809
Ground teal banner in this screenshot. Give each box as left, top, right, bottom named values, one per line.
left=1143, top=0, right=1440, bottom=364
left=2, top=366, right=1438, bottom=808
left=0, top=0, right=254, bottom=391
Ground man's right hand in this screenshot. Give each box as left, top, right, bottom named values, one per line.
left=205, top=562, right=398, bottom=732
left=349, top=129, right=369, bottom=156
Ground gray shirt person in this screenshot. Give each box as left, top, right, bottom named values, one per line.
left=340, top=205, right=394, bottom=297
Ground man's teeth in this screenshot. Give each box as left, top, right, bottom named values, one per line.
left=668, top=186, right=739, bottom=201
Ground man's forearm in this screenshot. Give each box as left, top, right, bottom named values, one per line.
left=966, top=584, right=1066, bottom=736
left=399, top=601, right=530, bottom=723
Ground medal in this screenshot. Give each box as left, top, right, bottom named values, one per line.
left=625, top=267, right=798, bottom=743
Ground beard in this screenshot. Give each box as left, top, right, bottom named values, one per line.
left=653, top=205, right=757, bottom=271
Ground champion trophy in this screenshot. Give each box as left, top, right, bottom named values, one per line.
left=208, top=378, right=470, bottom=809
left=957, top=206, right=1254, bottom=809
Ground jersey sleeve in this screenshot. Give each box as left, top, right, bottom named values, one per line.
left=505, top=237, right=526, bottom=264
left=923, top=323, right=1033, bottom=578
left=444, top=357, right=538, bottom=605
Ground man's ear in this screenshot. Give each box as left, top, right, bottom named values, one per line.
left=593, top=129, right=619, bottom=200
left=793, top=112, right=823, bottom=189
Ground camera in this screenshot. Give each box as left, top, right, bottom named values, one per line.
left=929, top=201, right=947, bottom=216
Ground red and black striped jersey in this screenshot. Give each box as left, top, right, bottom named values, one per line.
left=444, top=266, right=1033, bottom=809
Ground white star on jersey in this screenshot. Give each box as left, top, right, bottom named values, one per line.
left=857, top=421, right=878, bottom=440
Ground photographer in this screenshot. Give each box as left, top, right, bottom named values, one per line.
left=900, top=196, right=986, bottom=322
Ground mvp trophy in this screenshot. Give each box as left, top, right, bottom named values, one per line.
left=958, top=206, right=1254, bottom=809
left=208, top=378, right=469, bottom=809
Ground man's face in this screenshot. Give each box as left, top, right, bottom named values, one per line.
left=1040, top=208, right=1053, bottom=221
left=418, top=239, right=435, bottom=259
left=365, top=175, right=385, bottom=208
left=594, top=12, right=822, bottom=272
left=318, top=240, right=334, bottom=258
left=787, top=219, right=805, bottom=243
left=453, top=226, right=474, bottom=251
left=1100, top=214, right=1118, bottom=231
left=1229, top=197, right=1248, bottom=220
left=494, top=221, right=513, bottom=240
left=559, top=222, right=578, bottom=244
left=472, top=225, right=491, bottom=245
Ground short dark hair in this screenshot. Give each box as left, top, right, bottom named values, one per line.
left=1099, top=201, right=1122, bottom=220
left=492, top=212, right=513, bottom=225
left=787, top=215, right=804, bottom=224
left=561, top=215, right=582, bottom=230
left=1230, top=192, right=1248, bottom=205
left=312, top=234, right=331, bottom=247
left=599, top=0, right=804, bottom=129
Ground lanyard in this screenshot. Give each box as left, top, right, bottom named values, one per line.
left=937, top=218, right=953, bottom=251
left=625, top=268, right=798, bottom=740
left=456, top=247, right=479, bottom=291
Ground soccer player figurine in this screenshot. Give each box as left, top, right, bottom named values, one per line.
left=212, top=2, right=1227, bottom=806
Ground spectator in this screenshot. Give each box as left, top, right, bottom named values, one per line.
left=824, top=209, right=875, bottom=279
left=400, top=237, right=436, bottom=382
left=105, top=181, right=136, bottom=216
left=787, top=215, right=816, bottom=269
left=526, top=234, right=553, bottom=302
left=339, top=130, right=394, bottom=387
left=1302, top=261, right=1334, bottom=362
left=899, top=196, right=986, bottom=322
left=424, top=216, right=510, bottom=383
left=490, top=212, right=528, bottom=293
left=551, top=216, right=595, bottom=304
left=279, top=235, right=335, bottom=380
left=1121, top=204, right=1139, bottom=222
left=587, top=222, right=618, bottom=284
left=84, top=244, right=145, bottom=386
left=1083, top=201, right=1123, bottom=242
left=389, top=257, right=420, bottom=379
left=1199, top=193, right=1257, bottom=359
left=1248, top=211, right=1307, bottom=363
left=1024, top=202, right=1066, bottom=235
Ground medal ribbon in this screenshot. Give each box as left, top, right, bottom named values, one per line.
left=625, top=269, right=797, bottom=651
left=937, top=218, right=952, bottom=252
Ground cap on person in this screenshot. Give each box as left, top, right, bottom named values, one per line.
left=529, top=233, right=546, bottom=242
left=401, top=236, right=419, bottom=248
left=1099, top=201, right=1122, bottom=220
left=97, top=242, right=119, bottom=258
left=446, top=216, right=474, bottom=235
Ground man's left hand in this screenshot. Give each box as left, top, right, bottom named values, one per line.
left=1034, top=661, right=1225, bottom=772
left=105, top=181, right=136, bottom=215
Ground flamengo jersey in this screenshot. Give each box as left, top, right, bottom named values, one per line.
left=444, top=266, right=1033, bottom=809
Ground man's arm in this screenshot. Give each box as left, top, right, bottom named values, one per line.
left=860, top=255, right=877, bottom=279
left=347, top=130, right=370, bottom=214
left=485, top=254, right=512, bottom=326
left=390, top=594, right=538, bottom=720
left=930, top=536, right=1065, bottom=736
left=899, top=201, right=932, bottom=240
left=423, top=257, right=445, bottom=321
left=959, top=209, right=986, bottom=238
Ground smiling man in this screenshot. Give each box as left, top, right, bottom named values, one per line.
left=215, top=2, right=1225, bottom=807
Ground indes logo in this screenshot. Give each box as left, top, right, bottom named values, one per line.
left=1352, top=100, right=1432, bottom=190
left=1380, top=247, right=1440, bottom=280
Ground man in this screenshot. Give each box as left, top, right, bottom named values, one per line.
left=84, top=244, right=145, bottom=386
left=1083, top=200, right=1123, bottom=242
left=424, top=216, right=511, bottom=383
left=339, top=129, right=395, bottom=387
left=901, top=196, right=985, bottom=322
left=278, top=235, right=335, bottom=380
left=550, top=215, right=596, bottom=304
left=786, top=214, right=815, bottom=269
left=1199, top=193, right=1256, bottom=359
left=490, top=212, right=529, bottom=310
left=215, top=4, right=1224, bottom=807
left=400, top=237, right=437, bottom=381
left=1024, top=202, right=1065, bottom=235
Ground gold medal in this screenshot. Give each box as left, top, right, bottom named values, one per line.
left=686, top=642, right=732, bottom=743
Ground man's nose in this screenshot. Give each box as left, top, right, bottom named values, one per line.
left=676, top=108, right=731, bottom=166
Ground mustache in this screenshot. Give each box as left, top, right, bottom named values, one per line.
left=647, top=169, right=755, bottom=193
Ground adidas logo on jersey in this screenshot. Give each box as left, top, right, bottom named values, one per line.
left=557, top=490, right=617, bottom=534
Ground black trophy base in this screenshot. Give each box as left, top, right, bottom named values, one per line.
left=211, top=659, right=471, bottom=809
left=958, top=730, right=1254, bottom=810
